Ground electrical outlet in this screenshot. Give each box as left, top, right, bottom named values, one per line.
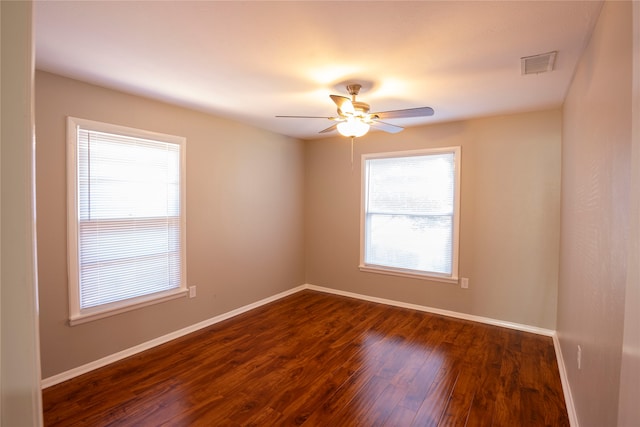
left=460, top=278, right=469, bottom=289
left=577, top=345, right=582, bottom=370
left=189, top=285, right=196, bottom=298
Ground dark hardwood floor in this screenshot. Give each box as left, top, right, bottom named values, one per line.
left=43, top=290, right=569, bottom=426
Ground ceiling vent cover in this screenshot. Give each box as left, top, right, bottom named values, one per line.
left=521, top=51, right=557, bottom=75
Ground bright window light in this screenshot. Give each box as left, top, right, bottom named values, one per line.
left=67, top=117, right=187, bottom=324
left=360, top=147, right=460, bottom=281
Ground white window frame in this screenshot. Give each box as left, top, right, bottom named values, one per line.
left=67, top=117, right=188, bottom=325
left=359, top=147, right=461, bottom=283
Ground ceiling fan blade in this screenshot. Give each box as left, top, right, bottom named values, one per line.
left=370, top=120, right=404, bottom=134
left=319, top=124, right=338, bottom=134
left=372, top=106, right=434, bottom=120
left=276, top=115, right=332, bottom=119
left=330, top=95, right=354, bottom=115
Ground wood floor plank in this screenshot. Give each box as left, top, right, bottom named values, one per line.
left=411, top=357, right=461, bottom=427
left=398, top=347, right=447, bottom=413
left=383, top=404, right=418, bottom=427
left=43, top=290, right=569, bottom=426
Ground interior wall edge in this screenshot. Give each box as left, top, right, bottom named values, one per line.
left=1, top=0, right=44, bottom=424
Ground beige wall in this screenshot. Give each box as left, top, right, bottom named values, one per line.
left=558, top=1, right=633, bottom=426
left=37, top=71, right=563, bottom=378
left=305, top=109, right=561, bottom=329
left=35, top=71, right=306, bottom=378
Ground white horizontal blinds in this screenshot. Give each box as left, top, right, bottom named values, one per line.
left=364, top=152, right=455, bottom=275
left=77, top=128, right=182, bottom=309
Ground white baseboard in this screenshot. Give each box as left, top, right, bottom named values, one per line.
left=552, top=333, right=579, bottom=427
left=41, top=284, right=307, bottom=389
left=304, top=284, right=555, bottom=336
left=42, top=281, right=576, bottom=427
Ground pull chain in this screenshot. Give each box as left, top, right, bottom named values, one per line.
left=351, top=136, right=355, bottom=170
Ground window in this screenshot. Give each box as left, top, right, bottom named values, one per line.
left=360, top=147, right=460, bottom=282
left=67, top=117, right=187, bottom=325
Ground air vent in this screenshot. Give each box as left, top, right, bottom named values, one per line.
left=521, top=51, right=557, bottom=75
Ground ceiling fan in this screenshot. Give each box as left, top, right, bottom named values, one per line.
left=276, top=83, right=434, bottom=138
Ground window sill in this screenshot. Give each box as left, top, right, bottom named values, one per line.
left=359, top=264, right=459, bottom=284
left=69, top=288, right=189, bottom=326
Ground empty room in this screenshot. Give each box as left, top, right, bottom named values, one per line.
left=1, top=1, right=639, bottom=426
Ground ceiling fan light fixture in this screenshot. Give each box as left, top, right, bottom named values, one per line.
left=337, top=117, right=369, bottom=138
left=276, top=83, right=434, bottom=138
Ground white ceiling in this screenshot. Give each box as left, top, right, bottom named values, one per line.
left=34, top=1, right=603, bottom=140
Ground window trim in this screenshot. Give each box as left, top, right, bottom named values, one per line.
left=66, top=116, right=188, bottom=326
left=359, top=147, right=461, bottom=283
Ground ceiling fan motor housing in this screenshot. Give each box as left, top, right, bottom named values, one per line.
left=352, top=101, right=370, bottom=115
